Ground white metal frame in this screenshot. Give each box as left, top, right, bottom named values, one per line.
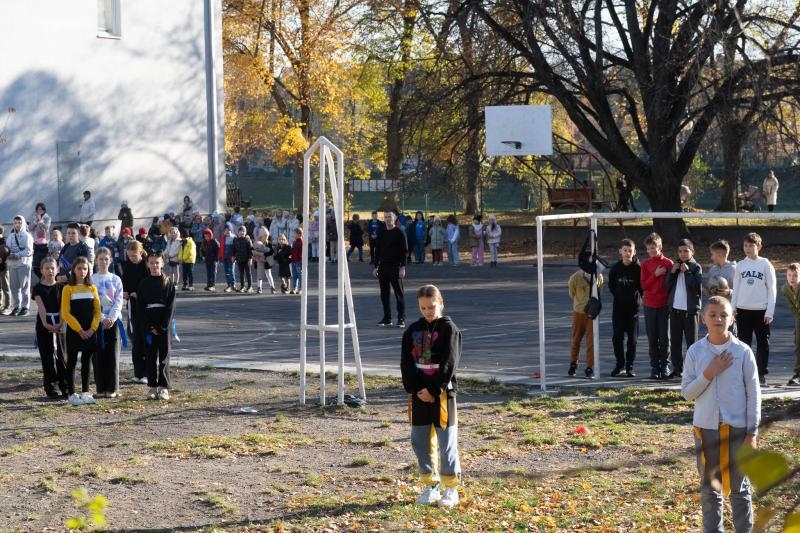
left=299, top=136, right=366, bottom=405
left=535, top=210, right=800, bottom=392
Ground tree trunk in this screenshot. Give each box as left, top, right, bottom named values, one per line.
left=385, top=0, right=417, bottom=182
left=717, top=124, right=746, bottom=212
left=458, top=9, right=480, bottom=215
left=638, top=151, right=688, bottom=242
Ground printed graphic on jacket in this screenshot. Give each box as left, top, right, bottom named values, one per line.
left=411, top=329, right=439, bottom=376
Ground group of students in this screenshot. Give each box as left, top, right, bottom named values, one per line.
left=30, top=233, right=176, bottom=405
left=570, top=231, right=800, bottom=388
left=362, top=211, right=503, bottom=267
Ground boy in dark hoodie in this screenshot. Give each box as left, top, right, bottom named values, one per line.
left=664, top=238, right=703, bottom=379
left=201, top=228, right=219, bottom=291
left=607, top=239, right=642, bottom=377
left=232, top=225, right=254, bottom=292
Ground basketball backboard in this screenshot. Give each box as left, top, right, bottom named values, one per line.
left=485, top=105, right=553, bottom=156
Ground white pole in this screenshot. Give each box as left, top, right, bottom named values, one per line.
left=325, top=149, right=346, bottom=405
left=300, top=150, right=312, bottom=403
left=536, top=216, right=546, bottom=392
left=318, top=147, right=328, bottom=405
left=590, top=216, right=600, bottom=378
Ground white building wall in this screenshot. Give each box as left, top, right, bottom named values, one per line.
left=0, top=0, right=225, bottom=227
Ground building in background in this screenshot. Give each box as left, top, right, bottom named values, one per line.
left=0, top=0, right=225, bottom=226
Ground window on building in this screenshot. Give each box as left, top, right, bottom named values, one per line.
left=97, top=0, right=121, bottom=38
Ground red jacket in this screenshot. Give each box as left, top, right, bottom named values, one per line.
left=640, top=254, right=673, bottom=308
left=291, top=237, right=303, bottom=262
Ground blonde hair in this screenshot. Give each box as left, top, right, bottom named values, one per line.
left=703, top=295, right=733, bottom=315
left=278, top=234, right=288, bottom=244
left=417, top=284, right=444, bottom=303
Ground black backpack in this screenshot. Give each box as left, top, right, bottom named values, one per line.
left=577, top=230, right=607, bottom=319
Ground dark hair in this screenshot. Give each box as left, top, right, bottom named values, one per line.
left=149, top=251, right=165, bottom=261
left=35, top=202, right=46, bottom=213
left=446, top=214, right=457, bottom=225
left=710, top=240, right=730, bottom=254
left=677, top=239, right=694, bottom=253
left=744, top=232, right=762, bottom=246
left=78, top=224, right=89, bottom=237
left=787, top=262, right=800, bottom=273
left=417, top=284, right=444, bottom=303
left=643, top=232, right=662, bottom=247
left=353, top=213, right=360, bottom=221
left=83, top=190, right=91, bottom=197
left=67, top=222, right=80, bottom=230
left=68, top=257, right=93, bottom=286
left=620, top=238, right=635, bottom=249
left=180, top=228, right=189, bottom=239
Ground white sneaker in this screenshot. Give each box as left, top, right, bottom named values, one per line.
left=157, top=388, right=170, bottom=401
left=415, top=485, right=441, bottom=505
left=148, top=387, right=158, bottom=400
left=438, top=487, right=459, bottom=507
left=138, top=377, right=149, bottom=384
left=68, top=393, right=84, bottom=406
left=81, top=392, right=96, bottom=404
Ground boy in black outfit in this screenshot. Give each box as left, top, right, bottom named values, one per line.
left=664, top=239, right=702, bottom=379
left=607, top=239, right=642, bottom=377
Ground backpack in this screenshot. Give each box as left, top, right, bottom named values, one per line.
left=577, top=230, right=606, bottom=320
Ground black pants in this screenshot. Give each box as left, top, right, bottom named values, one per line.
left=128, top=301, right=147, bottom=379
left=66, top=330, right=97, bottom=394
left=205, top=262, right=216, bottom=286
left=644, top=305, right=670, bottom=372
left=145, top=329, right=170, bottom=388
left=369, top=238, right=377, bottom=265
left=670, top=309, right=699, bottom=373
left=36, top=324, right=66, bottom=395
left=736, top=308, right=770, bottom=376
left=378, top=264, right=405, bottom=322
left=237, top=261, right=252, bottom=289
left=96, top=323, right=120, bottom=394
left=32, top=243, right=49, bottom=279
left=182, top=263, right=194, bottom=288
left=611, top=311, right=638, bottom=370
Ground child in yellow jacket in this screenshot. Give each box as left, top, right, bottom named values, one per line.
left=568, top=269, right=603, bottom=379
left=178, top=228, right=197, bottom=291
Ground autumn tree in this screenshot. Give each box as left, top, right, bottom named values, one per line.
left=223, top=0, right=377, bottom=206
left=472, top=0, right=800, bottom=237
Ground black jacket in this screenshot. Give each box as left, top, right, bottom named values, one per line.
left=664, top=258, right=703, bottom=313
left=374, top=227, right=408, bottom=267
left=607, top=259, right=642, bottom=314
left=232, top=235, right=253, bottom=263
left=136, top=274, right=176, bottom=334
left=401, top=315, right=461, bottom=399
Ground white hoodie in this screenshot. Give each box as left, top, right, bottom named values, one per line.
left=8, top=215, right=33, bottom=265
left=731, top=256, right=777, bottom=317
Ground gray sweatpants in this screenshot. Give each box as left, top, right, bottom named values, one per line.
left=694, top=425, right=753, bottom=533
left=9, top=262, right=31, bottom=309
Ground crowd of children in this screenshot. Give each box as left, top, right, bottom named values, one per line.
left=569, top=231, right=798, bottom=388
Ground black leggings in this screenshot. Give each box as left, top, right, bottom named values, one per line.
left=237, top=261, right=252, bottom=289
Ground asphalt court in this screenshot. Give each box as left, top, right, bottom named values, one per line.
left=1, top=257, right=798, bottom=396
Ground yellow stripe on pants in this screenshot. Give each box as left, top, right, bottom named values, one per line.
left=439, top=391, right=449, bottom=427
left=720, top=424, right=731, bottom=497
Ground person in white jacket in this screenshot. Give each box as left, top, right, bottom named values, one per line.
left=7, top=215, right=33, bottom=315
left=79, top=190, right=96, bottom=225
left=681, top=296, right=760, bottom=533
left=761, top=170, right=779, bottom=212
left=485, top=215, right=502, bottom=267
left=730, top=232, right=776, bottom=386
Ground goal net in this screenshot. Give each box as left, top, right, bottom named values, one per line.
left=534, top=210, right=800, bottom=392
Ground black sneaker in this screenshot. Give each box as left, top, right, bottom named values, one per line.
left=625, top=368, right=636, bottom=378
left=568, top=362, right=577, bottom=376
left=610, top=367, right=623, bottom=377
left=376, top=319, right=392, bottom=327
left=17, top=308, right=29, bottom=316
left=759, top=375, right=767, bottom=387
left=10, top=307, right=20, bottom=316
left=667, top=371, right=682, bottom=379
left=585, top=367, right=595, bottom=380
left=395, top=319, right=406, bottom=328
left=787, top=374, right=800, bottom=386
left=649, top=370, right=661, bottom=380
